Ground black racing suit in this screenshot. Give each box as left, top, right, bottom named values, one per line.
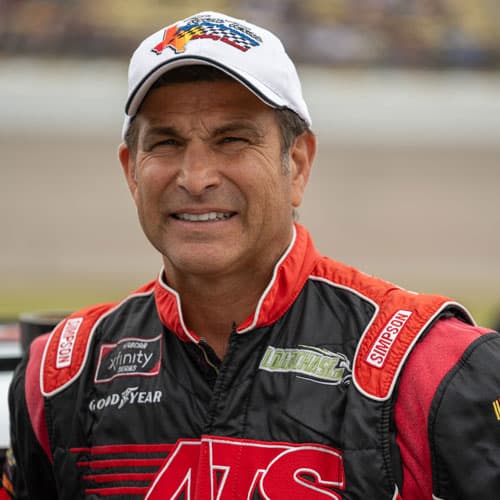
left=4, top=224, right=500, bottom=499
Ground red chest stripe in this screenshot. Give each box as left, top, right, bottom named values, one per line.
left=71, top=443, right=173, bottom=497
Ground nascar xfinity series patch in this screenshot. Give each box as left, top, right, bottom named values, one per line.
left=94, top=334, right=162, bottom=383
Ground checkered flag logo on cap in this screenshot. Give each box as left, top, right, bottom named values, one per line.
left=152, top=17, right=262, bottom=55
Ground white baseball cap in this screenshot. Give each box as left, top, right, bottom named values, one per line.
left=122, top=11, right=311, bottom=139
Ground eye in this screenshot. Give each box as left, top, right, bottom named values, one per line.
left=143, top=138, right=183, bottom=153
left=219, top=136, right=248, bottom=145
left=156, top=138, right=180, bottom=147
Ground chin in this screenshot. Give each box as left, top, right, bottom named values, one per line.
left=166, top=248, right=236, bottom=276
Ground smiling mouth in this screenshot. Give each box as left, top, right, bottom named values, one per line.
left=172, top=212, right=235, bottom=222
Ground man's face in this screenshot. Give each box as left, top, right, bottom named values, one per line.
left=119, top=79, right=313, bottom=284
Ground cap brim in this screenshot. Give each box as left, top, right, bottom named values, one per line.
left=125, top=55, right=288, bottom=118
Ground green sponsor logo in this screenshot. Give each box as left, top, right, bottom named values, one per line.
left=259, top=345, right=351, bottom=385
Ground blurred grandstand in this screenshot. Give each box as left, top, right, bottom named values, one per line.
left=0, top=0, right=499, bottom=68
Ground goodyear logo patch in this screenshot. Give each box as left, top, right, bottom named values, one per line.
left=94, top=335, right=162, bottom=383
left=259, top=345, right=351, bottom=385
left=89, top=386, right=162, bottom=412
left=152, top=13, right=262, bottom=55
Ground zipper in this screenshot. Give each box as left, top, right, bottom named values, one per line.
left=203, top=324, right=240, bottom=432
left=197, top=321, right=238, bottom=373
left=198, top=340, right=220, bottom=374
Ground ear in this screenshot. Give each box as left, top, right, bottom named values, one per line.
left=118, top=143, right=138, bottom=203
left=289, top=131, right=316, bottom=208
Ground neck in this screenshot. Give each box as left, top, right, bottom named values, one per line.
left=169, top=267, right=273, bottom=358
left=162, top=226, right=296, bottom=358
left=165, top=258, right=274, bottom=359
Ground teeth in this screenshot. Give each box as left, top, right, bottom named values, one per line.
left=175, top=212, right=233, bottom=222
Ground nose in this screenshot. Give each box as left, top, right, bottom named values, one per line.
left=176, top=142, right=221, bottom=196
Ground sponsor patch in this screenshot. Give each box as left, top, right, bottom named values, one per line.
left=147, top=437, right=345, bottom=499
left=259, top=345, right=351, bottom=385
left=366, top=310, right=413, bottom=368
left=95, top=335, right=162, bottom=383
left=89, top=386, right=162, bottom=412
left=493, top=398, right=500, bottom=421
left=152, top=13, right=262, bottom=55
left=56, top=317, right=83, bottom=368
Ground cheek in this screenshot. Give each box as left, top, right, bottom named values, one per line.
left=251, top=177, right=292, bottom=224
left=137, top=160, right=174, bottom=195
left=134, top=174, right=166, bottom=222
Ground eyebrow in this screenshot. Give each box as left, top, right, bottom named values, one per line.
left=211, top=121, right=265, bottom=140
left=142, top=125, right=181, bottom=139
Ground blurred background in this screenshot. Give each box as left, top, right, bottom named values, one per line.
left=1, top=0, right=500, bottom=326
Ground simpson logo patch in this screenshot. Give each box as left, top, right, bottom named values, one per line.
left=366, top=310, right=413, bottom=368
left=259, top=345, right=351, bottom=385
left=95, top=335, right=162, bottom=383
left=152, top=13, right=262, bottom=55
left=56, top=317, right=83, bottom=368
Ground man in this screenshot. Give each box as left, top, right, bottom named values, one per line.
left=3, top=10, right=500, bottom=499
